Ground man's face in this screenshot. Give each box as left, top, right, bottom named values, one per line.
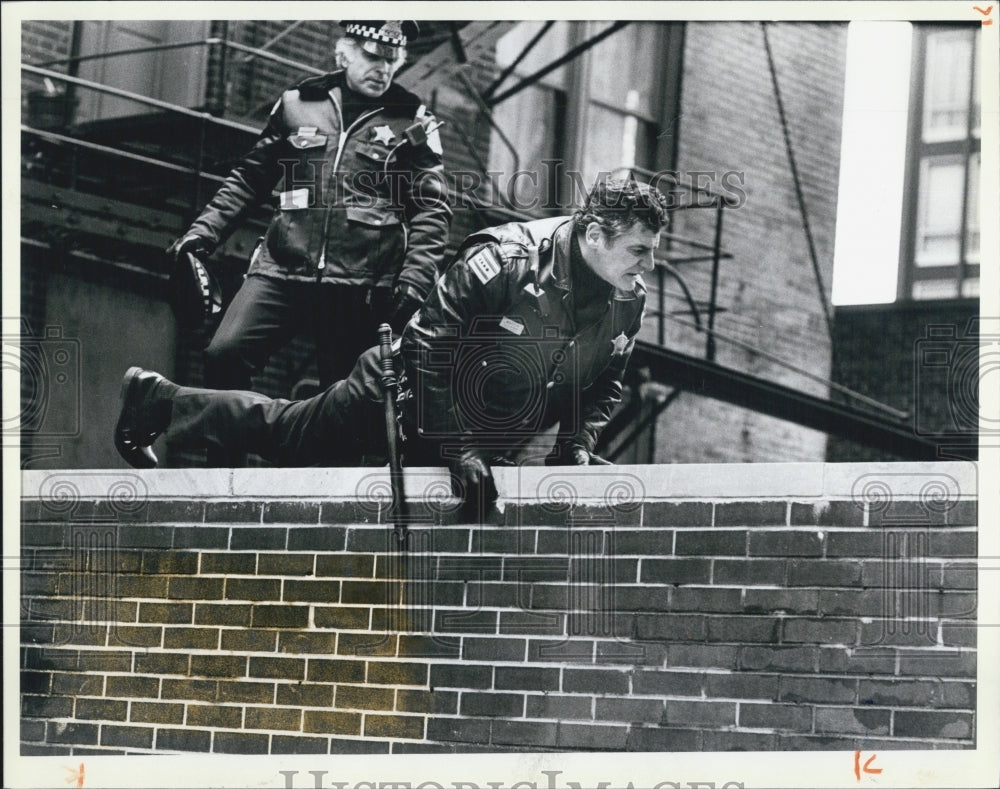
left=343, top=45, right=398, bottom=97
left=583, top=221, right=660, bottom=291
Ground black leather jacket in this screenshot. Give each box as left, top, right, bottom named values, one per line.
left=187, top=72, right=451, bottom=297
left=400, top=216, right=645, bottom=460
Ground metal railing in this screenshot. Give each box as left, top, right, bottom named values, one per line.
left=35, top=35, right=325, bottom=81
left=21, top=55, right=277, bottom=233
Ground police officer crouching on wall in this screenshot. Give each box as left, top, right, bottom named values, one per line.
left=118, top=179, right=669, bottom=511
left=166, top=21, right=451, bottom=465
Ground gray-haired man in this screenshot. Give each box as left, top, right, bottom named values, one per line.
left=165, top=21, right=450, bottom=465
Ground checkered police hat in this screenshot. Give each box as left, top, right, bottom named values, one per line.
left=340, top=20, right=419, bottom=59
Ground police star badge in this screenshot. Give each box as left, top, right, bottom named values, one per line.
left=611, top=332, right=632, bottom=356
left=372, top=125, right=395, bottom=146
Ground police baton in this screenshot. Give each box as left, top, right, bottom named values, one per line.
left=377, top=324, right=408, bottom=551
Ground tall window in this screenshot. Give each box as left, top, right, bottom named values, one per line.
left=900, top=25, right=980, bottom=300
left=487, top=22, right=572, bottom=210
left=488, top=22, right=681, bottom=213
left=575, top=22, right=666, bottom=186
left=73, top=21, right=210, bottom=122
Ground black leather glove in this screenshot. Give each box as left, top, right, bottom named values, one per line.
left=389, top=283, right=423, bottom=334
left=448, top=447, right=498, bottom=517
left=547, top=441, right=593, bottom=466
left=166, top=233, right=212, bottom=264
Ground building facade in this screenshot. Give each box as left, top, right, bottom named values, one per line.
left=24, top=18, right=956, bottom=468
left=828, top=22, right=982, bottom=462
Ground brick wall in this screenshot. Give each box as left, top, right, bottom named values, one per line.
left=19, top=19, right=74, bottom=99
left=827, top=301, right=981, bottom=462
left=19, top=20, right=74, bottom=67
left=20, top=463, right=977, bottom=755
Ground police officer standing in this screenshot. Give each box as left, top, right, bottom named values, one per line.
left=166, top=21, right=451, bottom=464
left=118, top=180, right=669, bottom=508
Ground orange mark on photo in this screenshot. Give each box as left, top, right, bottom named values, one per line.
left=854, top=751, right=882, bottom=781
left=62, top=763, right=85, bottom=788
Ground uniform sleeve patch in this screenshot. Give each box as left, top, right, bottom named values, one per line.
left=499, top=316, right=525, bottom=335
left=426, top=126, right=443, bottom=156
left=416, top=105, right=443, bottom=155
left=279, top=188, right=310, bottom=210
left=467, top=248, right=501, bottom=285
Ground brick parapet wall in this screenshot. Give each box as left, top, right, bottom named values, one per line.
left=20, top=463, right=977, bottom=755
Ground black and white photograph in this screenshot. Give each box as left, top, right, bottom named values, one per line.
left=5, top=2, right=998, bottom=788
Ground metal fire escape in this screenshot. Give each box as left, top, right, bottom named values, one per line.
left=19, top=21, right=956, bottom=464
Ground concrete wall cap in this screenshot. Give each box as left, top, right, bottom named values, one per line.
left=20, top=462, right=977, bottom=501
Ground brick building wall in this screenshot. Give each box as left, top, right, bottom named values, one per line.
left=827, top=301, right=981, bottom=462
left=21, top=464, right=977, bottom=755
left=20, top=19, right=73, bottom=61
left=19, top=19, right=74, bottom=94
left=649, top=22, right=847, bottom=463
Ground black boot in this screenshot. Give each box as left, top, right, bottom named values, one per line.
left=114, top=367, right=176, bottom=468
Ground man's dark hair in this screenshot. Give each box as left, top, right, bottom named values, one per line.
left=572, top=177, right=671, bottom=239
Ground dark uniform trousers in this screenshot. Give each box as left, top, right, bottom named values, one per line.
left=164, top=346, right=568, bottom=468
left=170, top=346, right=389, bottom=467
left=204, top=276, right=393, bottom=392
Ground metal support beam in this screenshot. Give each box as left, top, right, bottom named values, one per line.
left=36, top=37, right=325, bottom=76
left=448, top=22, right=468, bottom=63
left=486, top=21, right=631, bottom=107
left=605, top=388, right=682, bottom=462
left=706, top=199, right=724, bottom=361
left=484, top=21, right=554, bottom=99
left=630, top=341, right=962, bottom=460
left=22, top=65, right=260, bottom=133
